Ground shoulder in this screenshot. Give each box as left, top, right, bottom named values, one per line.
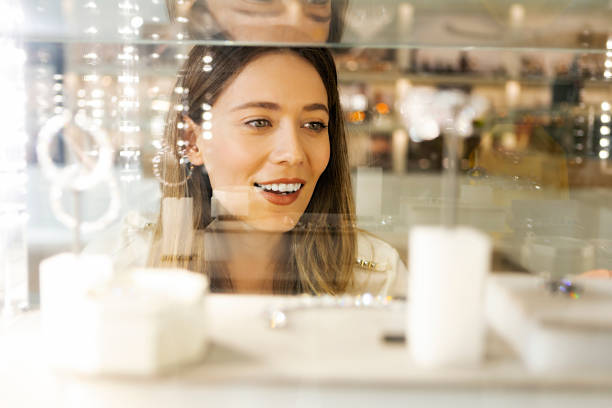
left=349, top=231, right=407, bottom=297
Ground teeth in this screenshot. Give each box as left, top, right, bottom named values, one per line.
left=256, top=183, right=302, bottom=194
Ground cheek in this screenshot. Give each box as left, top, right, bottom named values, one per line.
left=311, top=137, right=330, bottom=179
left=200, top=135, right=263, bottom=188
left=308, top=21, right=330, bottom=42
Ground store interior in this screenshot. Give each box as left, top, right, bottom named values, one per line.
left=1, top=1, right=612, bottom=406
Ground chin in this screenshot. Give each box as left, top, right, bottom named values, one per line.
left=246, top=214, right=301, bottom=233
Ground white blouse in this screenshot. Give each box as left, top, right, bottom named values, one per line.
left=83, top=212, right=407, bottom=297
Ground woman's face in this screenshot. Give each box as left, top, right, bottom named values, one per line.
left=195, top=52, right=331, bottom=232
left=205, top=0, right=331, bottom=42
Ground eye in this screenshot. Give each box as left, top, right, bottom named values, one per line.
left=305, top=0, right=330, bottom=5
left=245, top=118, right=272, bottom=129
left=308, top=13, right=331, bottom=23
left=303, top=121, right=328, bottom=132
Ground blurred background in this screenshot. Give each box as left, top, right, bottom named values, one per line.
left=2, top=0, right=611, bottom=304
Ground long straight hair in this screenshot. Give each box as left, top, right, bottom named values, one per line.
left=148, top=46, right=356, bottom=294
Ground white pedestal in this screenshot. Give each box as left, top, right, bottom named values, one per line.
left=39, top=253, right=208, bottom=375
left=408, top=226, right=491, bottom=367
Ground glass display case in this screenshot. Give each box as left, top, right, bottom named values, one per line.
left=1, top=0, right=612, bottom=405
left=9, top=0, right=610, bottom=294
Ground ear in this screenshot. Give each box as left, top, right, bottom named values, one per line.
left=182, top=115, right=204, bottom=166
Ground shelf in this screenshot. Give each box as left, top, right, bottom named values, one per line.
left=19, top=37, right=612, bottom=55
left=52, top=63, right=612, bottom=90
left=339, top=71, right=612, bottom=87
left=13, top=0, right=612, bottom=52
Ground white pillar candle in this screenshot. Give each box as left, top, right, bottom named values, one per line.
left=408, top=226, right=491, bottom=367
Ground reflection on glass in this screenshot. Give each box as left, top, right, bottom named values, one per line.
left=345, top=1, right=392, bottom=40
left=18, top=2, right=612, bottom=309
left=521, top=236, right=594, bottom=281
left=166, top=0, right=347, bottom=42
left=147, top=46, right=405, bottom=295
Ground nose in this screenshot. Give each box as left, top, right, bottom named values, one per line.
left=283, top=0, right=305, bottom=27
left=269, top=120, right=306, bottom=166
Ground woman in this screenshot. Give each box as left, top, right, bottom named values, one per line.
left=146, top=45, right=405, bottom=295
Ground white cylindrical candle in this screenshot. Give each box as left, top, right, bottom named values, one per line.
left=408, top=226, right=491, bottom=367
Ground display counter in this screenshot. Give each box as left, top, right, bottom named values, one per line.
left=3, top=291, right=612, bottom=408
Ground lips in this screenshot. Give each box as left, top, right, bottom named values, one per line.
left=254, top=178, right=305, bottom=206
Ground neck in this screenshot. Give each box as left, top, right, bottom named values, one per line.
left=220, top=224, right=284, bottom=294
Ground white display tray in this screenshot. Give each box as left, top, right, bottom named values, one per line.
left=2, top=291, right=612, bottom=407
left=486, top=274, right=612, bottom=372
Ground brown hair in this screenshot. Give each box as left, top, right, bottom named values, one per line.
left=149, top=45, right=356, bottom=295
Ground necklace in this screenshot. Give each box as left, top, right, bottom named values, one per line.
left=265, top=293, right=400, bottom=329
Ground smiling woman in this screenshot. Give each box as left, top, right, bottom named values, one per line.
left=146, top=46, right=406, bottom=295
left=183, top=52, right=332, bottom=232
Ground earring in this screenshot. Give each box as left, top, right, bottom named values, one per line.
left=152, top=83, right=198, bottom=187
left=152, top=140, right=195, bottom=187
left=152, top=116, right=195, bottom=187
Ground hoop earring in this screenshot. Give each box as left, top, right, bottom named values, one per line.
left=153, top=81, right=196, bottom=187
left=152, top=140, right=194, bottom=187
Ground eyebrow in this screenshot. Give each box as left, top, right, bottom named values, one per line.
left=304, top=103, right=329, bottom=114
left=231, top=101, right=329, bottom=114
left=232, top=8, right=331, bottom=23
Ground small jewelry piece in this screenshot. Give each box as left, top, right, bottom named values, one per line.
left=545, top=278, right=583, bottom=299
left=265, top=293, right=397, bottom=329
left=161, top=254, right=198, bottom=262
left=382, top=332, right=406, bottom=344
left=355, top=258, right=388, bottom=272
left=356, top=258, right=376, bottom=270
left=467, top=166, right=488, bottom=180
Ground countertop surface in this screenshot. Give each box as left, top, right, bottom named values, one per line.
left=2, top=293, right=612, bottom=407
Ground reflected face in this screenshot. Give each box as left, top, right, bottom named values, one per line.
left=196, top=52, right=330, bottom=232
left=206, top=0, right=331, bottom=42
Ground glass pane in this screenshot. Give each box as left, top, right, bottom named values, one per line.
left=6, top=0, right=609, bottom=302
left=16, top=1, right=612, bottom=51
